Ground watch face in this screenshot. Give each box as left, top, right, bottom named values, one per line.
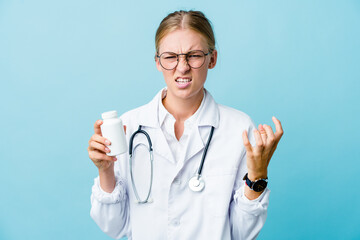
left=253, top=180, right=268, bottom=192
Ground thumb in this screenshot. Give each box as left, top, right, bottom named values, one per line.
left=94, top=120, right=103, bottom=136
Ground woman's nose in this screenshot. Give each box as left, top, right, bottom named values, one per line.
left=176, top=55, right=190, bottom=72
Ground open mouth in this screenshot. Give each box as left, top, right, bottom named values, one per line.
left=175, top=78, right=192, bottom=83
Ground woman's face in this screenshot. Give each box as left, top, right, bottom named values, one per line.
left=156, top=28, right=217, bottom=102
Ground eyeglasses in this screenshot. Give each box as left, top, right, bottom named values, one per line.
left=156, top=50, right=212, bottom=70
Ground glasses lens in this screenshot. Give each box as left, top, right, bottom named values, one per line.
left=187, top=50, right=205, bottom=68
left=160, top=52, right=178, bottom=70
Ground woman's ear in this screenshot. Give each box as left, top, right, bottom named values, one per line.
left=208, top=49, right=218, bottom=69
left=155, top=54, right=162, bottom=72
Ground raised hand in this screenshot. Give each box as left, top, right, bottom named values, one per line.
left=242, top=116, right=284, bottom=197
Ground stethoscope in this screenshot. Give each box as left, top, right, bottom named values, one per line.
left=129, top=125, right=215, bottom=204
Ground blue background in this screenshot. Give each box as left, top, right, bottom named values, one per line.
left=1, top=0, right=359, bottom=239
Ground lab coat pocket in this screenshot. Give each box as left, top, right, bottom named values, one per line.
left=204, top=168, right=238, bottom=218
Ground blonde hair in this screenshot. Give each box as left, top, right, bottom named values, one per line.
left=155, top=10, right=216, bottom=54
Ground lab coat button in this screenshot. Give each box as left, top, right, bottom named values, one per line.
left=172, top=219, right=180, bottom=226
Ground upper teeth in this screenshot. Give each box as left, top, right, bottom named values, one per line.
left=177, top=78, right=191, bottom=83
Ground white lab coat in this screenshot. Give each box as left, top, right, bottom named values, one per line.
left=90, top=88, right=270, bottom=240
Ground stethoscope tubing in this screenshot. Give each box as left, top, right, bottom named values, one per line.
left=197, top=126, right=215, bottom=177
left=129, top=125, right=154, bottom=204
left=129, top=125, right=153, bottom=154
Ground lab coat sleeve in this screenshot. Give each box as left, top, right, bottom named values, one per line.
left=230, top=121, right=271, bottom=240
left=90, top=172, right=131, bottom=239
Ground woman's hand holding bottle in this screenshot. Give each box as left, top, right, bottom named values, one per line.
left=88, top=120, right=126, bottom=192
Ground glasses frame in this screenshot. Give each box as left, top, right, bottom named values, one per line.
left=156, top=50, right=212, bottom=70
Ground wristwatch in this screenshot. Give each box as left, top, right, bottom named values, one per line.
left=243, top=173, right=268, bottom=192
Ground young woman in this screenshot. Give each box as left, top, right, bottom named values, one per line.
left=88, top=10, right=283, bottom=240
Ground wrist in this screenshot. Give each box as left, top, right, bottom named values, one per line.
left=244, top=186, right=262, bottom=200
left=99, top=167, right=116, bottom=193
left=243, top=173, right=268, bottom=193
left=247, top=171, right=268, bottom=181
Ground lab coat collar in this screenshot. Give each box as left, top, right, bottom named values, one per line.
left=158, top=89, right=169, bottom=128
left=197, top=89, right=219, bottom=128
left=137, top=87, right=219, bottom=129
left=136, top=89, right=163, bottom=129
left=158, top=88, right=207, bottom=130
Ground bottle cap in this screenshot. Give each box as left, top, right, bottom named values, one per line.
left=102, top=110, right=118, bottom=119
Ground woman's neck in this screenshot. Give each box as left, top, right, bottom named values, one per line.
left=162, top=89, right=204, bottom=123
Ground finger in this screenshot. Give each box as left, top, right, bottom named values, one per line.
left=94, top=120, right=103, bottom=136
left=90, top=134, right=111, bottom=146
left=262, top=124, right=276, bottom=164
left=272, top=116, right=284, bottom=140
left=268, top=132, right=283, bottom=162
left=242, top=130, right=253, bottom=153
left=263, top=124, right=275, bottom=145
left=253, top=129, right=264, bottom=150
left=258, top=124, right=267, bottom=145
left=89, top=140, right=111, bottom=154
left=89, top=149, right=117, bottom=162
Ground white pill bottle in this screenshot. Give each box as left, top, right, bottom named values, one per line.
left=100, top=110, right=127, bottom=156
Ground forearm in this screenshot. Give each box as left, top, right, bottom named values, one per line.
left=99, top=166, right=116, bottom=193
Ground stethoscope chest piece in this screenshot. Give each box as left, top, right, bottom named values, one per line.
left=188, top=176, right=205, bottom=192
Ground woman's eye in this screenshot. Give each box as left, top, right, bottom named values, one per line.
left=164, top=56, right=176, bottom=59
